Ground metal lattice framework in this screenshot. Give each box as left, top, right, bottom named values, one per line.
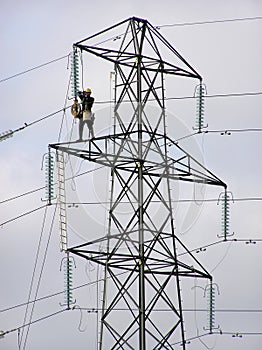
left=50, top=17, right=226, bottom=350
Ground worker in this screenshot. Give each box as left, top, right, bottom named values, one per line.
left=77, top=88, right=95, bottom=141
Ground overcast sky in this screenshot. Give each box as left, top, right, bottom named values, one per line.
left=1, top=1, right=262, bottom=349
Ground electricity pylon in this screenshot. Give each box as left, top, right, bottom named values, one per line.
left=50, top=17, right=226, bottom=349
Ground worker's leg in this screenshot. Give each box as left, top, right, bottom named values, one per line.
left=87, top=120, right=94, bottom=138
left=78, top=118, right=84, bottom=140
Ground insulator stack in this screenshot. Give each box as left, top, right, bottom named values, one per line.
left=0, top=130, right=13, bottom=142
left=71, top=48, right=80, bottom=100
left=194, top=82, right=207, bottom=133
left=64, top=254, right=75, bottom=309
left=207, top=283, right=216, bottom=333
left=45, top=148, right=55, bottom=205
left=217, top=190, right=234, bottom=240
left=221, top=190, right=233, bottom=241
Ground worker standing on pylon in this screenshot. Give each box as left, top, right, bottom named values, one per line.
left=77, top=88, right=95, bottom=141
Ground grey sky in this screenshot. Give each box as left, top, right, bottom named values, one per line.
left=1, top=1, right=262, bottom=349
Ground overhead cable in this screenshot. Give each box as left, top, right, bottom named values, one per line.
left=0, top=54, right=69, bottom=84
left=213, top=330, right=262, bottom=336
left=21, top=205, right=57, bottom=349
left=0, top=107, right=70, bottom=143
left=71, top=306, right=262, bottom=313
left=0, top=186, right=45, bottom=205
left=79, top=16, right=262, bottom=49
left=1, top=309, right=67, bottom=337
left=0, top=166, right=103, bottom=208
left=1, top=90, right=261, bottom=143
left=1, top=236, right=260, bottom=315
left=156, top=16, right=262, bottom=28
left=94, top=91, right=262, bottom=105
left=65, top=196, right=262, bottom=206
left=204, top=128, right=262, bottom=134
left=18, top=205, right=48, bottom=348
left=0, top=204, right=47, bottom=227
left=3, top=193, right=260, bottom=229
left=0, top=15, right=261, bottom=86
left=0, top=270, right=128, bottom=314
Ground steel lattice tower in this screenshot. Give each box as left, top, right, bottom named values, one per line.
left=50, top=17, right=226, bottom=349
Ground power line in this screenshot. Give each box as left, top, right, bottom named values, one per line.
left=79, top=16, right=262, bottom=51
left=94, top=91, right=262, bottom=105
left=18, top=205, right=49, bottom=348
left=0, top=16, right=261, bottom=87
left=0, top=106, right=70, bottom=142
left=0, top=270, right=128, bottom=314
left=4, top=308, right=260, bottom=344
left=0, top=186, right=45, bottom=205
left=1, top=237, right=260, bottom=315
left=166, top=91, right=262, bottom=101
left=0, top=163, right=103, bottom=206
left=0, top=166, right=105, bottom=227
left=0, top=54, right=69, bottom=84
left=171, top=329, right=262, bottom=347
left=182, top=238, right=262, bottom=257
left=213, top=331, right=262, bottom=336
left=1, top=309, right=67, bottom=337
left=1, top=19, right=261, bottom=347
left=0, top=204, right=47, bottom=227
left=202, top=309, right=262, bottom=313
left=65, top=197, right=262, bottom=207
left=26, top=107, right=70, bottom=128
left=71, top=306, right=262, bottom=313
left=21, top=205, right=57, bottom=349
left=3, top=271, right=262, bottom=314
left=171, top=332, right=211, bottom=346
left=1, top=90, right=261, bottom=143
left=17, top=70, right=71, bottom=350
left=1, top=192, right=262, bottom=223
left=204, top=128, right=262, bottom=135
left=156, top=16, right=262, bottom=28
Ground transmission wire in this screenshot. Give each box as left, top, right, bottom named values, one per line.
left=18, top=204, right=48, bottom=348
left=156, top=16, right=262, bottom=28
left=1, top=195, right=262, bottom=226
left=21, top=205, right=57, bottom=350
left=0, top=15, right=261, bottom=88
left=13, top=67, right=73, bottom=348
left=2, top=309, right=67, bottom=338
left=0, top=204, right=47, bottom=227
left=1, top=16, right=261, bottom=346
left=1, top=237, right=261, bottom=316
left=1, top=90, right=261, bottom=143
left=0, top=54, right=69, bottom=84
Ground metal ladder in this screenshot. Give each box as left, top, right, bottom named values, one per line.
left=56, top=150, right=67, bottom=251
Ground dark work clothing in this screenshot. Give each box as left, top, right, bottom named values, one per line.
left=78, top=91, right=94, bottom=112
left=77, top=91, right=95, bottom=140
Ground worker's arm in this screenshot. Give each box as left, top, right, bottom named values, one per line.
left=78, top=91, right=84, bottom=100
